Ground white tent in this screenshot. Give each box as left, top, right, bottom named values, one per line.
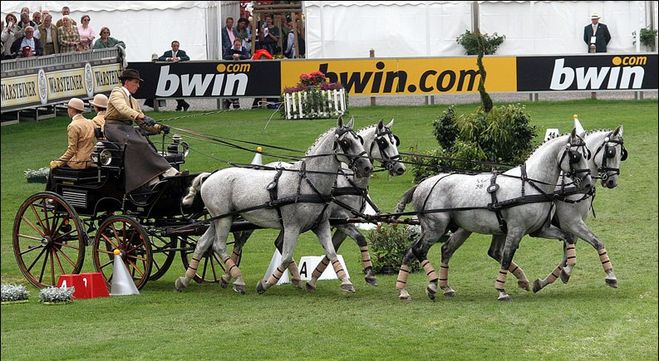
left=1, top=1, right=240, bottom=62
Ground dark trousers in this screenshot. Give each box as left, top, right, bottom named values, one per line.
left=223, top=98, right=240, bottom=109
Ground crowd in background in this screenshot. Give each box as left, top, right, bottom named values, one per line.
left=1, top=5, right=126, bottom=59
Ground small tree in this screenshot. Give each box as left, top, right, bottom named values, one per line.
left=456, top=30, right=506, bottom=55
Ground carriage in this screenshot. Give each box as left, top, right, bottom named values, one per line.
left=12, top=133, right=229, bottom=291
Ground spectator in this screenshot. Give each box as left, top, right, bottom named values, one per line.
left=284, top=19, right=299, bottom=59
left=92, top=27, right=125, bottom=49
left=89, top=93, right=108, bottom=131
left=10, top=26, right=42, bottom=57
left=583, top=13, right=611, bottom=53
left=156, top=40, right=191, bottom=111
left=235, top=17, right=252, bottom=51
left=32, top=12, right=42, bottom=26
left=295, top=18, right=305, bottom=58
left=56, top=6, right=76, bottom=28
left=58, top=16, right=81, bottom=53
left=17, top=12, right=40, bottom=40
left=1, top=14, right=19, bottom=59
left=20, top=7, right=30, bottom=16
left=77, top=15, right=95, bottom=51
left=38, top=14, right=60, bottom=55
left=104, top=69, right=177, bottom=193
left=259, top=15, right=280, bottom=56
left=221, top=16, right=237, bottom=53
left=222, top=38, right=249, bottom=109
left=49, top=98, right=96, bottom=170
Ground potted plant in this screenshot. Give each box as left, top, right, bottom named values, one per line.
left=39, top=286, right=74, bottom=305
left=640, top=27, right=657, bottom=51
left=456, top=30, right=506, bottom=55
left=281, top=71, right=347, bottom=119
left=367, top=224, right=420, bottom=274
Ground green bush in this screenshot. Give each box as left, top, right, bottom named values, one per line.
left=367, top=224, right=419, bottom=274
left=456, top=30, right=506, bottom=55
left=640, top=27, right=657, bottom=50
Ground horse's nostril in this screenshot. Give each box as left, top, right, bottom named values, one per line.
left=396, top=167, right=405, bottom=175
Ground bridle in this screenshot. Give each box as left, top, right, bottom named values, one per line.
left=333, top=126, right=367, bottom=170
left=592, top=132, right=628, bottom=181
left=559, top=135, right=591, bottom=187
left=369, top=126, right=401, bottom=171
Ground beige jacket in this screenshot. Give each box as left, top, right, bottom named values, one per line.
left=92, top=110, right=106, bottom=130
left=55, top=113, right=96, bottom=169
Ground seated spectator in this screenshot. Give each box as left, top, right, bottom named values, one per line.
left=17, top=12, right=40, bottom=40
left=92, top=27, right=125, bottom=49
left=58, top=16, right=81, bottom=53
left=38, top=14, right=59, bottom=55
left=1, top=14, right=19, bottom=59
left=32, top=11, right=42, bottom=26
left=222, top=38, right=249, bottom=109
left=235, top=17, right=252, bottom=51
left=10, top=26, right=42, bottom=57
left=89, top=93, right=108, bottom=132
left=50, top=98, right=96, bottom=170
left=77, top=15, right=95, bottom=51
left=56, top=6, right=76, bottom=28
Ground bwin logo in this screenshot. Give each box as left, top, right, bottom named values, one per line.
left=156, top=65, right=248, bottom=97
left=550, top=57, right=645, bottom=90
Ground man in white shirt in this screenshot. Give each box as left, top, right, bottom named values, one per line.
left=583, top=13, right=611, bottom=53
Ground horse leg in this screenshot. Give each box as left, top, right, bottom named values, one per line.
left=176, top=222, right=215, bottom=291
left=313, top=221, right=355, bottom=293
left=438, top=229, right=473, bottom=297
left=270, top=231, right=303, bottom=288
left=210, top=218, right=246, bottom=294
left=220, top=229, right=252, bottom=288
left=257, top=227, right=300, bottom=294
left=487, top=234, right=530, bottom=292
left=307, top=228, right=346, bottom=290
left=561, top=220, right=617, bottom=288
left=529, top=225, right=576, bottom=292
left=496, top=228, right=526, bottom=301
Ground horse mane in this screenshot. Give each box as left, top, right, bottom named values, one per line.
left=305, top=127, right=337, bottom=156
left=355, top=123, right=377, bottom=134
left=528, top=132, right=571, bottom=159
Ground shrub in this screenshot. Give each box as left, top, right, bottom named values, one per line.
left=640, top=27, right=658, bottom=50
left=456, top=30, right=506, bottom=55
left=367, top=224, right=420, bottom=274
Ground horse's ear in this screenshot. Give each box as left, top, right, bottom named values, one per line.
left=569, top=127, right=577, bottom=141
left=377, top=119, right=384, bottom=130
left=346, top=116, right=354, bottom=129
left=613, top=125, right=623, bottom=137
left=386, top=118, right=394, bottom=129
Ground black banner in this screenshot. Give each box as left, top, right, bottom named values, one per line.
left=128, top=61, right=282, bottom=99
left=517, top=54, right=658, bottom=91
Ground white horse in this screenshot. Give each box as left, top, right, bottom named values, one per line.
left=175, top=117, right=373, bottom=294
left=214, top=119, right=406, bottom=290
left=393, top=128, right=593, bottom=301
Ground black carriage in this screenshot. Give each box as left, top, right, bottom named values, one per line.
left=12, top=133, right=225, bottom=290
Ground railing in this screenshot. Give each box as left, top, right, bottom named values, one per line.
left=284, top=88, right=347, bottom=120
left=1, top=47, right=124, bottom=74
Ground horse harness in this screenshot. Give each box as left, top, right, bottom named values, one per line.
left=592, top=133, right=628, bottom=181
left=369, top=126, right=401, bottom=172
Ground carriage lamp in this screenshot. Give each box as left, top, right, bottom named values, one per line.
left=167, top=134, right=190, bottom=158
left=92, top=142, right=113, bottom=166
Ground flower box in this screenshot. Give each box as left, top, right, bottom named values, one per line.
left=284, top=88, right=347, bottom=120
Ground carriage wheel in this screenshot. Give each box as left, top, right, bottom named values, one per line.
left=92, top=215, right=152, bottom=290
left=179, top=235, right=225, bottom=283
left=12, top=192, right=86, bottom=288
left=148, top=234, right=177, bottom=281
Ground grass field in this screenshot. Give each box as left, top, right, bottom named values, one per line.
left=1, top=99, right=657, bottom=360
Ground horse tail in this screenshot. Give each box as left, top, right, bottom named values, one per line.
left=182, top=172, right=211, bottom=206
left=393, top=185, right=417, bottom=218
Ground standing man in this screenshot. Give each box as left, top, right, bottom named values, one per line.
left=56, top=6, right=76, bottom=28
left=50, top=98, right=95, bottom=170
left=583, top=13, right=611, bottom=53
left=38, top=14, right=59, bottom=55
left=158, top=40, right=191, bottom=111
left=104, top=69, right=177, bottom=193
left=221, top=16, right=237, bottom=54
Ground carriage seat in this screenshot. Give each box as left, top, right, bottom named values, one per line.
left=51, top=166, right=105, bottom=184
left=164, top=153, right=185, bottom=166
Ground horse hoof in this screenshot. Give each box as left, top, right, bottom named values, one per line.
left=220, top=277, right=229, bottom=289
left=443, top=289, right=455, bottom=298
left=532, top=279, right=542, bottom=293
left=256, top=280, right=267, bottom=294
left=497, top=294, right=512, bottom=302
left=605, top=278, right=618, bottom=289
left=305, top=282, right=317, bottom=293
left=399, top=290, right=412, bottom=301
left=365, top=276, right=378, bottom=287
left=425, top=287, right=437, bottom=301
left=233, top=284, right=246, bottom=295
left=560, top=270, right=571, bottom=284
left=340, top=283, right=356, bottom=293
left=518, top=280, right=531, bottom=291
left=175, top=277, right=187, bottom=292
left=291, top=279, right=303, bottom=289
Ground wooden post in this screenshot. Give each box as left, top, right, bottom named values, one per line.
left=370, top=49, right=376, bottom=106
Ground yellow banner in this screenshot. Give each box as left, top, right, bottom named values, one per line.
left=0, top=74, right=41, bottom=108
left=46, top=67, right=90, bottom=100
left=281, top=57, right=517, bottom=95
left=92, top=63, right=122, bottom=93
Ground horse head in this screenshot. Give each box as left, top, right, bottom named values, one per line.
left=593, top=125, right=627, bottom=188
left=334, top=116, right=373, bottom=177
left=559, top=128, right=593, bottom=190
left=369, top=119, right=406, bottom=176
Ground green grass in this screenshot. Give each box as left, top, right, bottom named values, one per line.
left=2, top=99, right=657, bottom=360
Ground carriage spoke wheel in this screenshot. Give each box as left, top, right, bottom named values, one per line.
left=92, top=216, right=152, bottom=290
left=180, top=235, right=225, bottom=284
left=13, top=192, right=85, bottom=289
left=148, top=234, right=177, bottom=281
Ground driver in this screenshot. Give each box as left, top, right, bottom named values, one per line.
left=104, top=68, right=177, bottom=193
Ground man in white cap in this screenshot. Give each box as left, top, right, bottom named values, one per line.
left=583, top=13, right=611, bottom=53
left=89, top=93, right=108, bottom=131
left=50, top=98, right=95, bottom=169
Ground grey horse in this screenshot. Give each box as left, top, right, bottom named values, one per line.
left=393, top=128, right=593, bottom=301
left=215, top=119, right=406, bottom=290
left=425, top=126, right=627, bottom=299
left=175, top=117, right=373, bottom=294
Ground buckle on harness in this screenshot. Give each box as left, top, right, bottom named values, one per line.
left=487, top=184, right=499, bottom=193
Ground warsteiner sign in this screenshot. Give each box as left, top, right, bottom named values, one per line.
left=517, top=54, right=658, bottom=91
left=130, top=61, right=281, bottom=98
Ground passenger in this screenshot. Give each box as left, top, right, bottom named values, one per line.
left=104, top=68, right=177, bottom=193
left=50, top=98, right=96, bottom=170
left=89, top=93, right=108, bottom=133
